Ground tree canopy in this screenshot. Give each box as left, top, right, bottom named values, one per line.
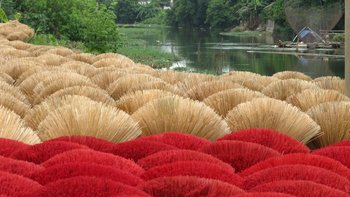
left=0, top=0, right=344, bottom=53
left=13, top=0, right=120, bottom=52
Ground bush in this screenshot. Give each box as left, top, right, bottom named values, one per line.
left=331, top=34, right=345, bottom=42
left=166, top=0, right=208, bottom=28
left=18, top=0, right=121, bottom=52
left=0, top=0, right=15, bottom=19
left=141, top=10, right=167, bottom=25
left=0, top=7, right=8, bottom=22
left=29, top=34, right=88, bottom=52
left=115, top=0, right=139, bottom=24
left=67, top=6, right=121, bottom=52
left=206, top=0, right=237, bottom=29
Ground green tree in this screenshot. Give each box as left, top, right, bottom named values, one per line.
left=262, top=0, right=289, bottom=30
left=174, top=0, right=196, bottom=27
left=18, top=0, right=120, bottom=52
left=193, top=0, right=209, bottom=27
left=97, top=0, right=117, bottom=10
left=66, top=4, right=120, bottom=52
left=168, top=0, right=209, bottom=28
left=115, top=0, right=139, bottom=24
left=206, top=0, right=238, bottom=29
left=235, top=0, right=267, bottom=29
left=137, top=0, right=169, bottom=24
left=137, top=1, right=160, bottom=21
left=0, top=0, right=15, bottom=18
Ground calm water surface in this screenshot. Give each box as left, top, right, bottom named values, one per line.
left=137, top=27, right=345, bottom=78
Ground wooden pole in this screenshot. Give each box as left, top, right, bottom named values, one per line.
left=346, top=0, right=350, bottom=96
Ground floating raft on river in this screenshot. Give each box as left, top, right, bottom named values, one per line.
left=278, top=27, right=342, bottom=49
left=280, top=42, right=341, bottom=49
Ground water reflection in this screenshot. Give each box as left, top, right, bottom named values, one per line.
left=139, top=27, right=345, bottom=78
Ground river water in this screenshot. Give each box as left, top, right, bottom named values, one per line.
left=138, top=27, right=345, bottom=78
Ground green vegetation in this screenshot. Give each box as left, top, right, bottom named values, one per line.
left=115, top=0, right=169, bottom=24
left=117, top=27, right=180, bottom=68
left=141, top=10, right=167, bottom=25
left=0, top=0, right=179, bottom=67
left=109, top=0, right=344, bottom=32
left=27, top=27, right=179, bottom=68
left=28, top=34, right=88, bottom=52
left=330, top=33, right=345, bottom=42
left=167, top=0, right=271, bottom=29
left=18, top=0, right=120, bottom=52
left=1, top=0, right=345, bottom=40
left=206, top=0, right=236, bottom=29
left=165, top=0, right=208, bottom=28
left=0, top=7, right=8, bottom=22
left=115, top=0, right=139, bottom=24
left=0, top=0, right=344, bottom=70
left=167, top=0, right=344, bottom=31
left=117, top=47, right=177, bottom=68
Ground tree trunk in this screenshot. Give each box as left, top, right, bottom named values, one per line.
left=346, top=0, right=350, bottom=96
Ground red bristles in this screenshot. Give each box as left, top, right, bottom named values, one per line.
left=200, top=140, right=280, bottom=172
left=138, top=132, right=211, bottom=150
left=139, top=176, right=245, bottom=197
left=33, top=162, right=143, bottom=186
left=243, top=164, right=350, bottom=193
left=137, top=149, right=234, bottom=171
left=329, top=140, right=350, bottom=147
left=141, top=161, right=243, bottom=186
left=0, top=155, right=43, bottom=178
left=41, top=149, right=145, bottom=176
left=240, top=153, right=350, bottom=180
left=111, top=196, right=150, bottom=197
left=0, top=171, right=43, bottom=197
left=232, top=193, right=296, bottom=197
left=10, top=141, right=88, bottom=164
left=218, top=128, right=310, bottom=154
left=35, top=176, right=150, bottom=197
left=313, top=146, right=350, bottom=169
left=111, top=139, right=178, bottom=161
left=250, top=180, right=350, bottom=197
left=0, top=138, right=29, bottom=157
left=48, top=136, right=116, bottom=153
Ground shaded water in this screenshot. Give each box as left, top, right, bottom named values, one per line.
left=136, top=27, right=345, bottom=78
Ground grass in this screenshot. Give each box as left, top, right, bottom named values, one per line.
left=28, top=34, right=88, bottom=52
left=117, top=25, right=167, bottom=39
left=28, top=26, right=181, bottom=68
left=117, top=47, right=179, bottom=68
left=117, top=26, right=181, bottom=68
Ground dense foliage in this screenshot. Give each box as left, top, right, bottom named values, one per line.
left=1, top=0, right=344, bottom=33
left=0, top=0, right=16, bottom=19
left=168, top=0, right=344, bottom=30
left=15, top=0, right=120, bottom=52
left=0, top=0, right=344, bottom=53
left=0, top=0, right=173, bottom=51
left=115, top=0, right=139, bottom=24
left=168, top=0, right=276, bottom=29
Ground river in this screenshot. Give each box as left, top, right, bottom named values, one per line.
left=132, top=27, right=345, bottom=78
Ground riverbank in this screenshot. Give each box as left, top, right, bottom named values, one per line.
left=29, top=34, right=88, bottom=52
left=117, top=26, right=181, bottom=68
left=27, top=26, right=345, bottom=78
left=28, top=26, right=181, bottom=69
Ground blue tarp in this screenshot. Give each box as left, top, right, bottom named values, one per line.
left=293, top=27, right=325, bottom=43
left=299, top=30, right=312, bottom=39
